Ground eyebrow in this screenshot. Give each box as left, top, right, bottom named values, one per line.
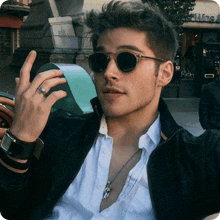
left=117, top=45, right=144, bottom=53
left=95, top=45, right=144, bottom=53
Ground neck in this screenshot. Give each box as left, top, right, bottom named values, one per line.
left=106, top=99, right=159, bottom=150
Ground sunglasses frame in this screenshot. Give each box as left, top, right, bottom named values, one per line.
left=87, top=51, right=166, bottom=73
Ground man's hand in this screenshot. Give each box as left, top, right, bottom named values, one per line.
left=10, top=50, right=67, bottom=142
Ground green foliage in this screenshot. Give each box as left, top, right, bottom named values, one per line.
left=142, top=0, right=196, bottom=27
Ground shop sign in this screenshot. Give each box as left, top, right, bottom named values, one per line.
left=191, top=13, right=220, bottom=23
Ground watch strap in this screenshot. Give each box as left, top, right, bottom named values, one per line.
left=1, top=130, right=36, bottom=159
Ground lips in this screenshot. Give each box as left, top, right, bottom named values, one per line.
left=105, top=91, right=120, bottom=93
left=102, top=87, right=124, bottom=94
left=102, top=87, right=125, bottom=99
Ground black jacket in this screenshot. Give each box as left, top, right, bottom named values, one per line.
left=199, top=79, right=220, bottom=130
left=1, top=98, right=220, bottom=220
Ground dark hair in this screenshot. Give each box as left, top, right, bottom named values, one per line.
left=84, top=0, right=178, bottom=62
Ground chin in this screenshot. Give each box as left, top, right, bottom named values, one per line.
left=102, top=106, right=129, bottom=118
left=99, top=98, right=134, bottom=117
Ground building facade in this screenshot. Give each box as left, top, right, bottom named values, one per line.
left=0, top=0, right=30, bottom=68
left=163, top=0, right=220, bottom=98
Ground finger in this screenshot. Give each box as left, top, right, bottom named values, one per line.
left=19, top=50, right=37, bottom=87
left=34, top=78, right=67, bottom=97
left=43, top=90, right=67, bottom=107
left=28, top=69, right=63, bottom=95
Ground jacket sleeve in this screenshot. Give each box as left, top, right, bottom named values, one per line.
left=199, top=85, right=212, bottom=130
left=0, top=110, right=58, bottom=219
left=0, top=109, right=78, bottom=219
left=0, top=162, right=32, bottom=219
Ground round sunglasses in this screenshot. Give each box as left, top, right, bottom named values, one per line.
left=88, top=51, right=166, bottom=73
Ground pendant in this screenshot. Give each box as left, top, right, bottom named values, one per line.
left=102, top=181, right=112, bottom=200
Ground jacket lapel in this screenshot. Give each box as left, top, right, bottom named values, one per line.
left=34, top=112, right=101, bottom=218
left=159, top=98, right=182, bottom=139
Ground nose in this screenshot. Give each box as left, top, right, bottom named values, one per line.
left=103, top=55, right=121, bottom=82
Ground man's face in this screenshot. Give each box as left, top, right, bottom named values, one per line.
left=93, top=28, right=163, bottom=118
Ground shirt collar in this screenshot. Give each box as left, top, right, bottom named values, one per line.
left=98, top=114, right=161, bottom=148
left=146, top=114, right=161, bottom=147
left=99, top=115, right=108, bottom=135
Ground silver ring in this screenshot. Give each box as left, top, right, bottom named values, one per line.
left=38, top=86, right=46, bottom=95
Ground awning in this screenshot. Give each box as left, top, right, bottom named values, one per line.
left=183, top=22, right=220, bottom=29
left=0, top=14, right=22, bottom=29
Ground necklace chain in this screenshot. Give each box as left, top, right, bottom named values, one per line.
left=102, top=148, right=141, bottom=200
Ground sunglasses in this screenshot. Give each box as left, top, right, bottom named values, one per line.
left=88, top=51, right=166, bottom=73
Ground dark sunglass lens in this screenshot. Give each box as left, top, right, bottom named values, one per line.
left=117, top=52, right=137, bottom=73
left=88, top=53, right=108, bottom=73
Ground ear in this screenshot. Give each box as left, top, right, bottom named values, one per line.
left=157, top=61, right=174, bottom=88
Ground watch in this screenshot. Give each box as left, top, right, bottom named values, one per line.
left=1, top=130, right=36, bottom=159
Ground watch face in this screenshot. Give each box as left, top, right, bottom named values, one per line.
left=1, top=132, right=34, bottom=159
left=1, top=133, right=13, bottom=151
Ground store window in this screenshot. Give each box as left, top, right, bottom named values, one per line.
left=202, top=32, right=218, bottom=43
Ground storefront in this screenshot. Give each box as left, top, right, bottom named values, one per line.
left=163, top=0, right=220, bottom=98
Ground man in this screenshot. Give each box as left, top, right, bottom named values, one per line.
left=199, top=64, right=220, bottom=130
left=0, top=1, right=220, bottom=219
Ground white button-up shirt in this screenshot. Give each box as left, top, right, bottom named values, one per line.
left=47, top=115, right=161, bottom=220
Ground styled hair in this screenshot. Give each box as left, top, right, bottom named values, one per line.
left=84, top=0, right=178, bottom=62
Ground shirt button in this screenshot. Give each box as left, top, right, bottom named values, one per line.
left=97, top=185, right=102, bottom=189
